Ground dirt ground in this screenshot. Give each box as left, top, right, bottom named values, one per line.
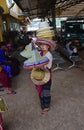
left=1, top=50, right=84, bottom=130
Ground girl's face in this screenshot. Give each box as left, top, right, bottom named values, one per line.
left=40, top=44, right=49, bottom=51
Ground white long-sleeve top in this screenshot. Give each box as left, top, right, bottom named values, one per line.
left=43, top=51, right=53, bottom=69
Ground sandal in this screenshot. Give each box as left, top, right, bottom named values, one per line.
left=41, top=108, right=49, bottom=114
left=7, top=90, right=16, bottom=94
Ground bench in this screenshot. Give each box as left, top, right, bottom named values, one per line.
left=57, top=44, right=82, bottom=69
left=51, top=51, right=65, bottom=71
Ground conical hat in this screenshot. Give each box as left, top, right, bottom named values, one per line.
left=20, top=43, right=32, bottom=58
left=0, top=97, right=8, bottom=112
left=31, top=68, right=50, bottom=85
left=23, top=49, right=49, bottom=69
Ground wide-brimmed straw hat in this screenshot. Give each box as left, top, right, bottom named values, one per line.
left=23, top=49, right=49, bottom=69
left=31, top=68, right=50, bottom=85
left=36, top=21, right=54, bottom=38
left=36, top=38, right=56, bottom=51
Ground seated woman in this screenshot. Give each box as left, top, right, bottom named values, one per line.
left=65, top=39, right=78, bottom=56
left=0, top=42, right=12, bottom=77
left=0, top=65, right=16, bottom=94
left=0, top=42, right=20, bottom=77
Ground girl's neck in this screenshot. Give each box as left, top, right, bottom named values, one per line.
left=42, top=50, right=48, bottom=55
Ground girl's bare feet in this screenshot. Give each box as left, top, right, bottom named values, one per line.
left=41, top=108, right=49, bottom=114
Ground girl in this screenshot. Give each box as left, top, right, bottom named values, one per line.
left=35, top=38, right=56, bottom=114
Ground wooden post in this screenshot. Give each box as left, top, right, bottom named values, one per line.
left=6, top=15, right=10, bottom=30
left=0, top=15, right=3, bottom=41
left=51, top=4, right=57, bottom=40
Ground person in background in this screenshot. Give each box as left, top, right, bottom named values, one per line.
left=65, top=39, right=78, bottom=56
left=0, top=42, right=20, bottom=77
left=0, top=42, right=12, bottom=77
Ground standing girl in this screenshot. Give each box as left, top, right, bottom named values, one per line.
left=32, top=38, right=56, bottom=114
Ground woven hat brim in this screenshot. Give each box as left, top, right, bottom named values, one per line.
left=37, top=26, right=54, bottom=38
left=36, top=38, right=56, bottom=51
left=23, top=59, right=49, bottom=69
left=37, top=34, right=54, bottom=38
left=37, top=30, right=54, bottom=38
left=31, top=68, right=50, bottom=85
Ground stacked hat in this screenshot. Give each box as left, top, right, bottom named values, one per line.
left=20, top=41, right=49, bottom=69
left=36, top=21, right=54, bottom=38
left=23, top=49, right=49, bottom=69
left=20, top=43, right=32, bottom=58
left=20, top=38, right=37, bottom=58
left=20, top=21, right=56, bottom=69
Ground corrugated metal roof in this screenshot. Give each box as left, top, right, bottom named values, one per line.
left=14, top=0, right=84, bottom=19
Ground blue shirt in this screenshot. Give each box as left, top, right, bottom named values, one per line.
left=0, top=48, right=6, bottom=63
left=65, top=44, right=73, bottom=55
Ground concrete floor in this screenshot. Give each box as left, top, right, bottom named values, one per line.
left=1, top=50, right=84, bottom=130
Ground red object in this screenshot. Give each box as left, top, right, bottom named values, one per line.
left=74, top=40, right=79, bottom=43
left=0, top=69, right=12, bottom=88
left=0, top=113, right=3, bottom=130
